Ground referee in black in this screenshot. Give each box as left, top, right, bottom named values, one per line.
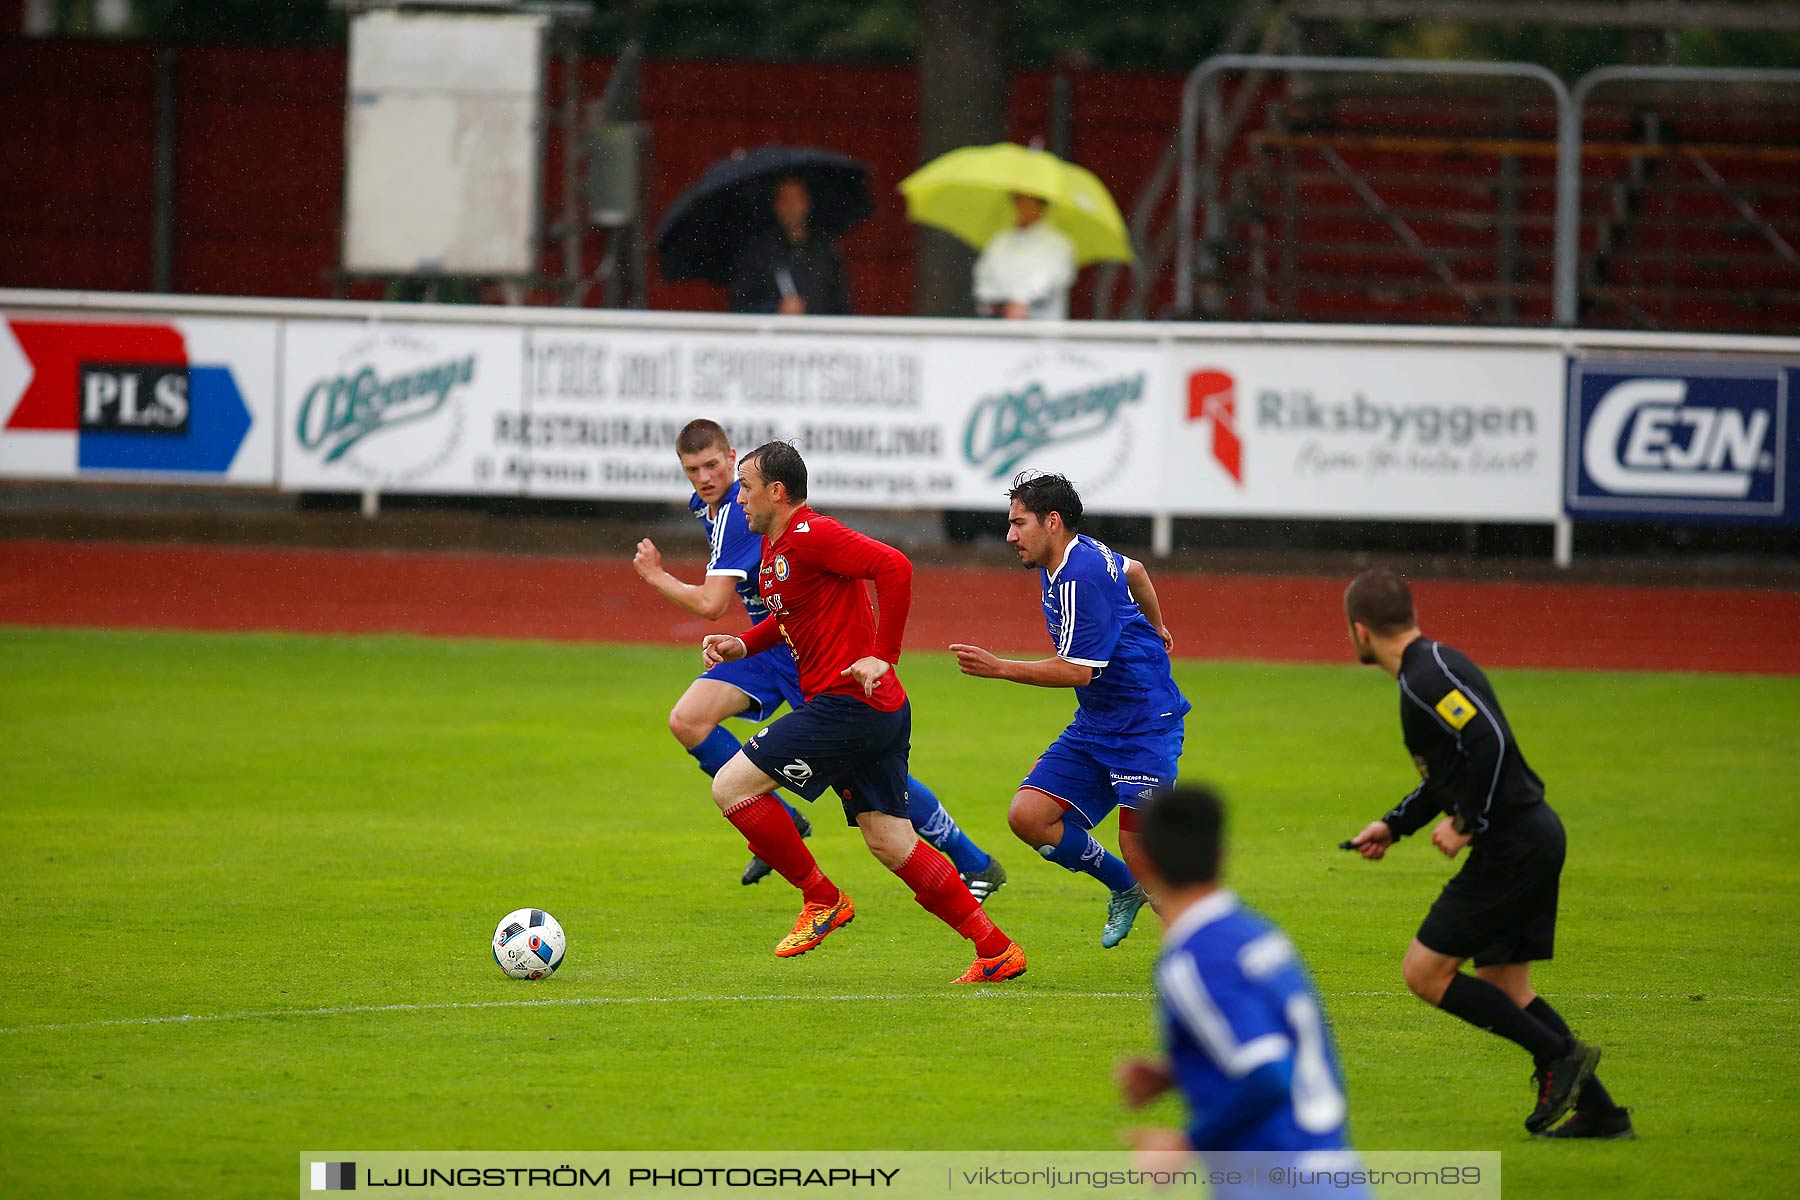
left=1342, top=568, right=1632, bottom=1139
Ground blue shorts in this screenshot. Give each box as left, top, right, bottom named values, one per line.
left=742, top=694, right=912, bottom=826
left=700, top=644, right=804, bottom=724
left=1021, top=719, right=1184, bottom=831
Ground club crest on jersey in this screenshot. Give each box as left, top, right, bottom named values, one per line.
left=773, top=554, right=790, bottom=581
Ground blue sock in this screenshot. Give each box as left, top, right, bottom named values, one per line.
left=687, top=727, right=801, bottom=823
left=907, top=776, right=989, bottom=875
left=686, top=727, right=742, bottom=777
left=1040, top=820, right=1136, bottom=893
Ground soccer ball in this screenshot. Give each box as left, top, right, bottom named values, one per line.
left=492, top=908, right=566, bottom=979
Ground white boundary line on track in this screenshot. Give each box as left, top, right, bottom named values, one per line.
left=2, top=988, right=1788, bottom=1036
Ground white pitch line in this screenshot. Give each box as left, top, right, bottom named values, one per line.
left=0, top=990, right=1158, bottom=1036
left=2, top=986, right=1788, bottom=1037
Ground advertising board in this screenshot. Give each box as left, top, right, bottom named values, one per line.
left=1165, top=344, right=1565, bottom=520
left=0, top=314, right=276, bottom=484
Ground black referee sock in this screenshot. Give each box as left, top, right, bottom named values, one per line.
left=1438, top=974, right=1567, bottom=1064
left=1526, top=996, right=1620, bottom=1113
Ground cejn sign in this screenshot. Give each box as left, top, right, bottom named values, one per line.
left=1566, top=359, right=1789, bottom=519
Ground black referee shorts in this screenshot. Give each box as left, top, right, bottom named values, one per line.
left=1417, top=802, right=1566, bottom=967
left=742, top=693, right=912, bottom=826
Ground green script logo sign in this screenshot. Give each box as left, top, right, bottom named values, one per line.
left=963, top=372, right=1146, bottom=479
left=296, top=355, right=476, bottom=462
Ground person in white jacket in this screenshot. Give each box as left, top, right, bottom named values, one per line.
left=973, top=193, right=1077, bottom=320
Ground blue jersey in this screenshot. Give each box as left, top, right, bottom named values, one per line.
left=1157, top=891, right=1354, bottom=1155
left=689, top=482, right=767, bottom=622
left=1041, top=534, right=1189, bottom=736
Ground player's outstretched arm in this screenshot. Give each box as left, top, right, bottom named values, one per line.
left=950, top=644, right=1093, bottom=688
left=1125, top=558, right=1174, bottom=653
left=633, top=538, right=739, bottom=621
left=809, top=523, right=913, bottom=663
left=705, top=612, right=782, bottom=664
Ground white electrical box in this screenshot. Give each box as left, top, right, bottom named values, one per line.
left=342, top=10, right=548, bottom=275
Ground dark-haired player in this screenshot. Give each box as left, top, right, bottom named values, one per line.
left=951, top=472, right=1190, bottom=949
left=1118, top=785, right=1366, bottom=1199
left=702, top=442, right=1025, bottom=982
left=1342, top=567, right=1632, bottom=1138
left=633, top=419, right=1004, bottom=899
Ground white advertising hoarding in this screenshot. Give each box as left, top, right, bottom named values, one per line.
left=0, top=313, right=276, bottom=484
left=280, top=322, right=525, bottom=493
left=506, top=330, right=1166, bottom=514
left=0, top=293, right=1590, bottom=532
left=924, top=338, right=1167, bottom=513
left=1164, top=343, right=1566, bottom=520
left=514, top=328, right=930, bottom=503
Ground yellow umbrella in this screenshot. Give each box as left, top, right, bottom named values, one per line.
left=898, top=142, right=1135, bottom=266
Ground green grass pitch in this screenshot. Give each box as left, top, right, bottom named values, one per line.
left=2, top=626, right=1797, bottom=1198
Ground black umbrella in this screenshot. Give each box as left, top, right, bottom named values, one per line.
left=654, top=145, right=873, bottom=286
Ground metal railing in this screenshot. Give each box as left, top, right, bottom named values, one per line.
left=1166, top=55, right=1800, bottom=327
left=1175, top=55, right=1571, bottom=317
left=1555, top=65, right=1800, bottom=326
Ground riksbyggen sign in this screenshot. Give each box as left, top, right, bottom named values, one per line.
left=1165, top=343, right=1566, bottom=520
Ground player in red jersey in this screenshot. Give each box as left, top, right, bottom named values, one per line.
left=701, top=441, right=1026, bottom=983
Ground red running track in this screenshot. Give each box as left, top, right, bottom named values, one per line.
left=2, top=539, right=1797, bottom=674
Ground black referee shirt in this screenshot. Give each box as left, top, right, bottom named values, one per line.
left=1382, top=637, right=1546, bottom=839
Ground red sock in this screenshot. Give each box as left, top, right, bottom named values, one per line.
left=893, top=841, right=1011, bottom=957
left=724, top=795, right=837, bottom=906
left=954, top=907, right=1011, bottom=959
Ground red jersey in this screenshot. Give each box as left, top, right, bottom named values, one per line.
left=738, top=504, right=912, bottom=712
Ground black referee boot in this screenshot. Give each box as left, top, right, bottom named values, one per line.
left=1537, top=1106, right=1634, bottom=1140
left=1525, top=1039, right=1602, bottom=1134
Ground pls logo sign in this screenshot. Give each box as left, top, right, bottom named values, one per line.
left=3, top=321, right=252, bottom=473
left=1567, top=359, right=1789, bottom=519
